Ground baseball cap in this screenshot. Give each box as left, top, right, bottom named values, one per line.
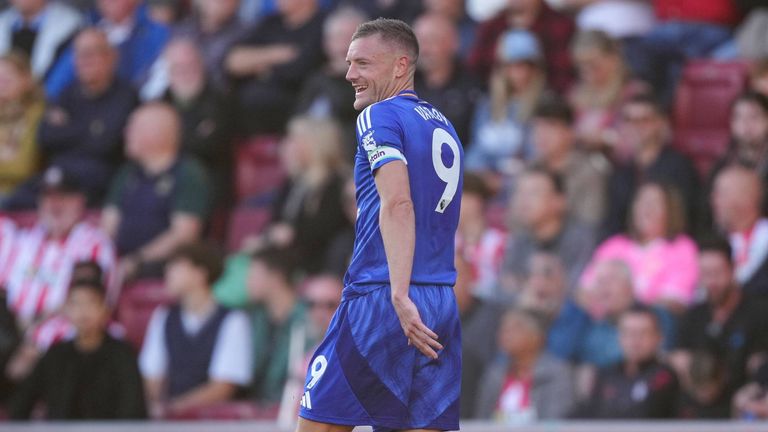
left=41, top=166, right=82, bottom=194
left=496, top=30, right=543, bottom=64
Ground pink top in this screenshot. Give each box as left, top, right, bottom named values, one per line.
left=579, top=234, right=699, bottom=306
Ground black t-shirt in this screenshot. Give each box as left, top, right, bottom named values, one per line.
left=677, top=296, right=768, bottom=392
left=573, top=359, right=680, bottom=419
left=9, top=336, right=146, bottom=420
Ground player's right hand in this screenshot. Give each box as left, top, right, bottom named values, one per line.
left=391, top=293, right=443, bottom=360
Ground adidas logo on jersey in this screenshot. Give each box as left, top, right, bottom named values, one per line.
left=300, top=391, right=312, bottom=409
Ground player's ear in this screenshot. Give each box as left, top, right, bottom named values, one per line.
left=394, top=54, right=409, bottom=78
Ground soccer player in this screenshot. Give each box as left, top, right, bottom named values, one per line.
left=296, top=18, right=464, bottom=432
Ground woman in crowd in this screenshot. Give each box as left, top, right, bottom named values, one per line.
left=568, top=30, right=647, bottom=159
left=467, top=29, right=547, bottom=193
left=243, top=116, right=350, bottom=276
left=0, top=53, right=44, bottom=204
left=580, top=181, right=698, bottom=313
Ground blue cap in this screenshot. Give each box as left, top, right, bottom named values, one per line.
left=496, top=30, right=543, bottom=64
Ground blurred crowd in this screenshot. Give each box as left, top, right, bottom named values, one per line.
left=1, top=0, right=768, bottom=424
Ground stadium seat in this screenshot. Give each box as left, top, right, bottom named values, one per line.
left=235, top=135, right=286, bottom=203
left=672, top=60, right=750, bottom=177
left=116, top=279, right=172, bottom=350
left=226, top=206, right=272, bottom=252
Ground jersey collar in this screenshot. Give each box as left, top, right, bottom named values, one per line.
left=397, top=89, right=419, bottom=99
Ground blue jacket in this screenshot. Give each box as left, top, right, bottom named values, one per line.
left=44, top=7, right=169, bottom=100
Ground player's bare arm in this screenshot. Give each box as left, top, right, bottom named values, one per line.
left=375, top=161, right=443, bottom=360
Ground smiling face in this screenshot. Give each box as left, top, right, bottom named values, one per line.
left=346, top=35, right=400, bottom=110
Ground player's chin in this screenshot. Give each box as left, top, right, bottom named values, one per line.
left=353, top=95, right=372, bottom=111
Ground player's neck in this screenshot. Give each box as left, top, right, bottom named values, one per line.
left=386, top=78, right=415, bottom=100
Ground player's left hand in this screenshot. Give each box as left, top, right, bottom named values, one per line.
left=392, top=293, right=443, bottom=360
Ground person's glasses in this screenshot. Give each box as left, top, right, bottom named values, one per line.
left=308, top=300, right=339, bottom=310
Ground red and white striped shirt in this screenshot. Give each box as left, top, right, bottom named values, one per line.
left=3, top=221, right=117, bottom=324
left=0, top=216, right=18, bottom=283
left=457, top=227, right=507, bottom=299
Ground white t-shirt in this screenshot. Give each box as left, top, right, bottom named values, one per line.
left=140, top=305, right=253, bottom=386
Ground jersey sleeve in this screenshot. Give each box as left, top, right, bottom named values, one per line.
left=356, top=102, right=406, bottom=172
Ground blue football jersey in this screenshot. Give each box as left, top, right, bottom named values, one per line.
left=344, top=90, right=464, bottom=292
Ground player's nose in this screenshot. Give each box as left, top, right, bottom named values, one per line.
left=345, top=64, right=358, bottom=82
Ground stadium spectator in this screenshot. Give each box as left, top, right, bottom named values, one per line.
left=246, top=247, right=307, bottom=404
left=670, top=237, right=768, bottom=402
left=530, top=96, right=609, bottom=228
left=140, top=242, right=251, bottom=418
left=468, top=0, right=575, bottom=93
left=603, top=93, right=699, bottom=238
left=710, top=165, right=768, bottom=296
left=421, top=0, right=477, bottom=59
left=518, top=252, right=590, bottom=363
left=4, top=259, right=117, bottom=385
left=169, top=0, right=247, bottom=92
left=243, top=116, right=350, bottom=276
left=475, top=308, right=575, bottom=422
left=3, top=28, right=138, bottom=210
left=456, top=172, right=506, bottom=300
left=677, top=350, right=731, bottom=419
left=0, top=52, right=44, bottom=203
left=102, top=103, right=210, bottom=281
left=572, top=304, right=680, bottom=419
left=414, top=12, right=481, bottom=147
left=551, top=0, right=654, bottom=41
left=45, top=0, right=170, bottom=99
left=0, top=0, right=83, bottom=78
left=454, top=250, right=504, bottom=419
left=576, top=259, right=675, bottom=370
left=161, top=38, right=235, bottom=208
left=466, top=30, right=546, bottom=190
left=2, top=166, right=116, bottom=332
left=9, top=279, right=145, bottom=420
left=630, top=0, right=739, bottom=105
left=225, top=0, right=324, bottom=133
left=580, top=181, right=699, bottom=312
left=567, top=30, right=650, bottom=158
left=501, top=168, right=596, bottom=293
left=709, top=92, right=768, bottom=216
left=294, top=6, right=366, bottom=157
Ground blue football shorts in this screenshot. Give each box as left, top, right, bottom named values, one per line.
left=298, top=284, right=461, bottom=432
